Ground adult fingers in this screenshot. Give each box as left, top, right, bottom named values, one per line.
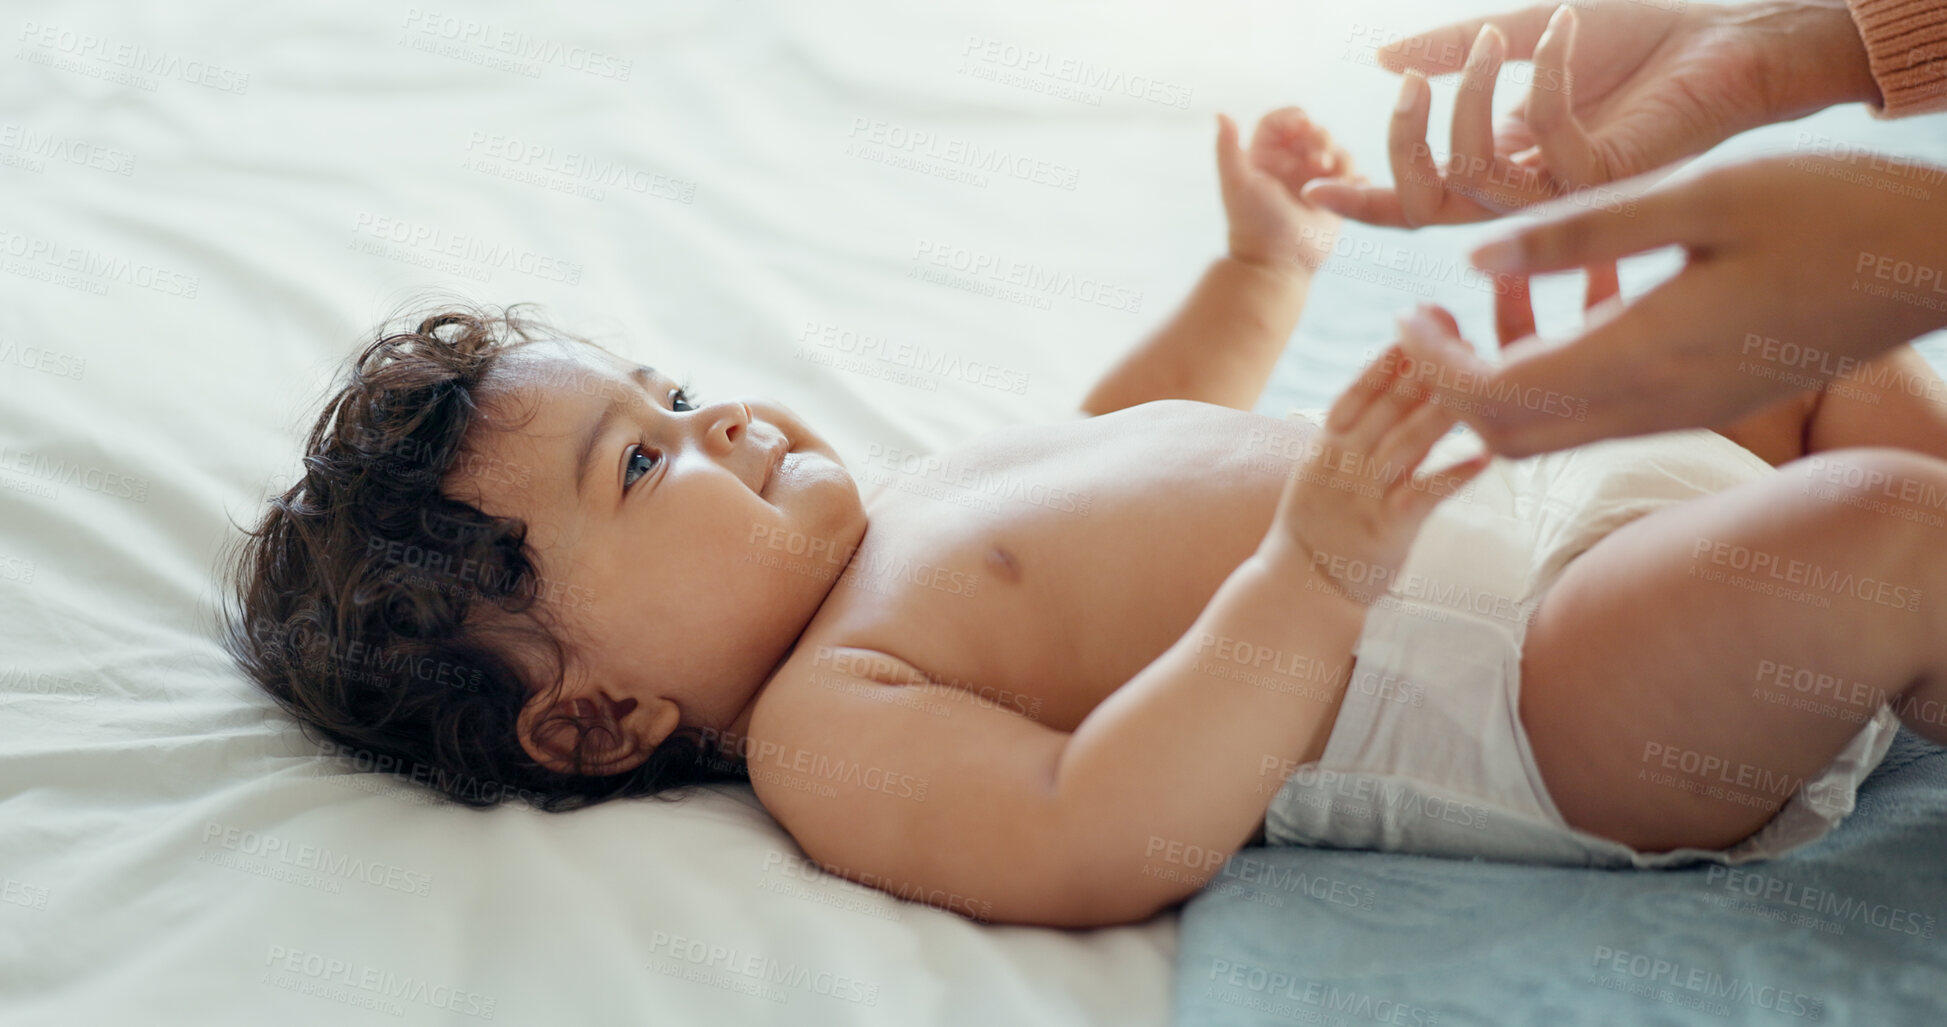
left=1467, top=269, right=1760, bottom=456
left=1418, top=304, right=1462, bottom=337
left=1584, top=262, right=1621, bottom=309
left=1449, top=27, right=1506, bottom=195
left=1447, top=27, right=1557, bottom=215
left=1301, top=180, right=1412, bottom=226
left=1389, top=72, right=1445, bottom=227
left=1522, top=6, right=1604, bottom=187
left=1375, top=4, right=1560, bottom=75
left=1494, top=274, right=1537, bottom=349
left=1469, top=174, right=1703, bottom=275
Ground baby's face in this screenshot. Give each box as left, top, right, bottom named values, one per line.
left=446, top=341, right=865, bottom=759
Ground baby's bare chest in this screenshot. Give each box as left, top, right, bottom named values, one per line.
left=789, top=401, right=1317, bottom=730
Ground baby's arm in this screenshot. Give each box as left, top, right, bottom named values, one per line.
left=762, top=351, right=1484, bottom=927
left=1079, top=110, right=1351, bottom=416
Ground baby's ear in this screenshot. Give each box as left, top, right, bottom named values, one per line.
left=517, top=688, right=680, bottom=776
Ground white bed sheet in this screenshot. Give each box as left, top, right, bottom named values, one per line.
left=4, top=0, right=1943, bottom=1024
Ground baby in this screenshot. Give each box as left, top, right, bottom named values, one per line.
left=229, top=106, right=1947, bottom=929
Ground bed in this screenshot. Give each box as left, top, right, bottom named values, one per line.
left=2, top=0, right=1942, bottom=1024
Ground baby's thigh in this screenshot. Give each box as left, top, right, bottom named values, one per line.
left=1516, top=452, right=1937, bottom=852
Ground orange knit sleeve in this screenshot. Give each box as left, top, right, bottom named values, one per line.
left=1848, top=0, right=1947, bottom=116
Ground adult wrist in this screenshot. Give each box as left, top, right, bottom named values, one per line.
left=1745, top=0, right=1882, bottom=119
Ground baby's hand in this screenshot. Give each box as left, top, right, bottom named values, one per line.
left=1218, top=108, right=1354, bottom=275
left=1264, top=329, right=1489, bottom=605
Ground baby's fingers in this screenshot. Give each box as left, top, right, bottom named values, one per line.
left=1400, top=453, right=1491, bottom=519
left=1324, top=344, right=1408, bottom=434
left=1372, top=400, right=1459, bottom=488
left=1215, top=113, right=1246, bottom=184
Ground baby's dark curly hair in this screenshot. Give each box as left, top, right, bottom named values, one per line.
left=221, top=302, right=746, bottom=811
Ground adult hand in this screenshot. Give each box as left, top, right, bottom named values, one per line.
left=1304, top=0, right=1882, bottom=226
left=1391, top=153, right=1947, bottom=456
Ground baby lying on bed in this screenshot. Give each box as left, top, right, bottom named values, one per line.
left=229, top=106, right=1947, bottom=928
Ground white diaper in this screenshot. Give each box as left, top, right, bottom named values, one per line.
left=1260, top=417, right=1902, bottom=867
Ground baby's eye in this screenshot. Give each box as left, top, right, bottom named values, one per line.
left=624, top=446, right=660, bottom=489
left=670, top=386, right=697, bottom=412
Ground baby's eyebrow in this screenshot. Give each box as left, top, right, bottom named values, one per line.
left=572, top=365, right=658, bottom=502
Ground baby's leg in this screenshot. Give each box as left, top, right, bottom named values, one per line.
left=1806, top=346, right=1947, bottom=461
left=1714, top=347, right=1947, bottom=466
left=1519, top=448, right=1947, bottom=852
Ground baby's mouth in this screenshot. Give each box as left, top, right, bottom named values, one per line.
left=759, top=438, right=786, bottom=496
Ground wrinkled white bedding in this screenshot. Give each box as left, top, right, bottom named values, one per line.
left=5, top=0, right=1940, bottom=1023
